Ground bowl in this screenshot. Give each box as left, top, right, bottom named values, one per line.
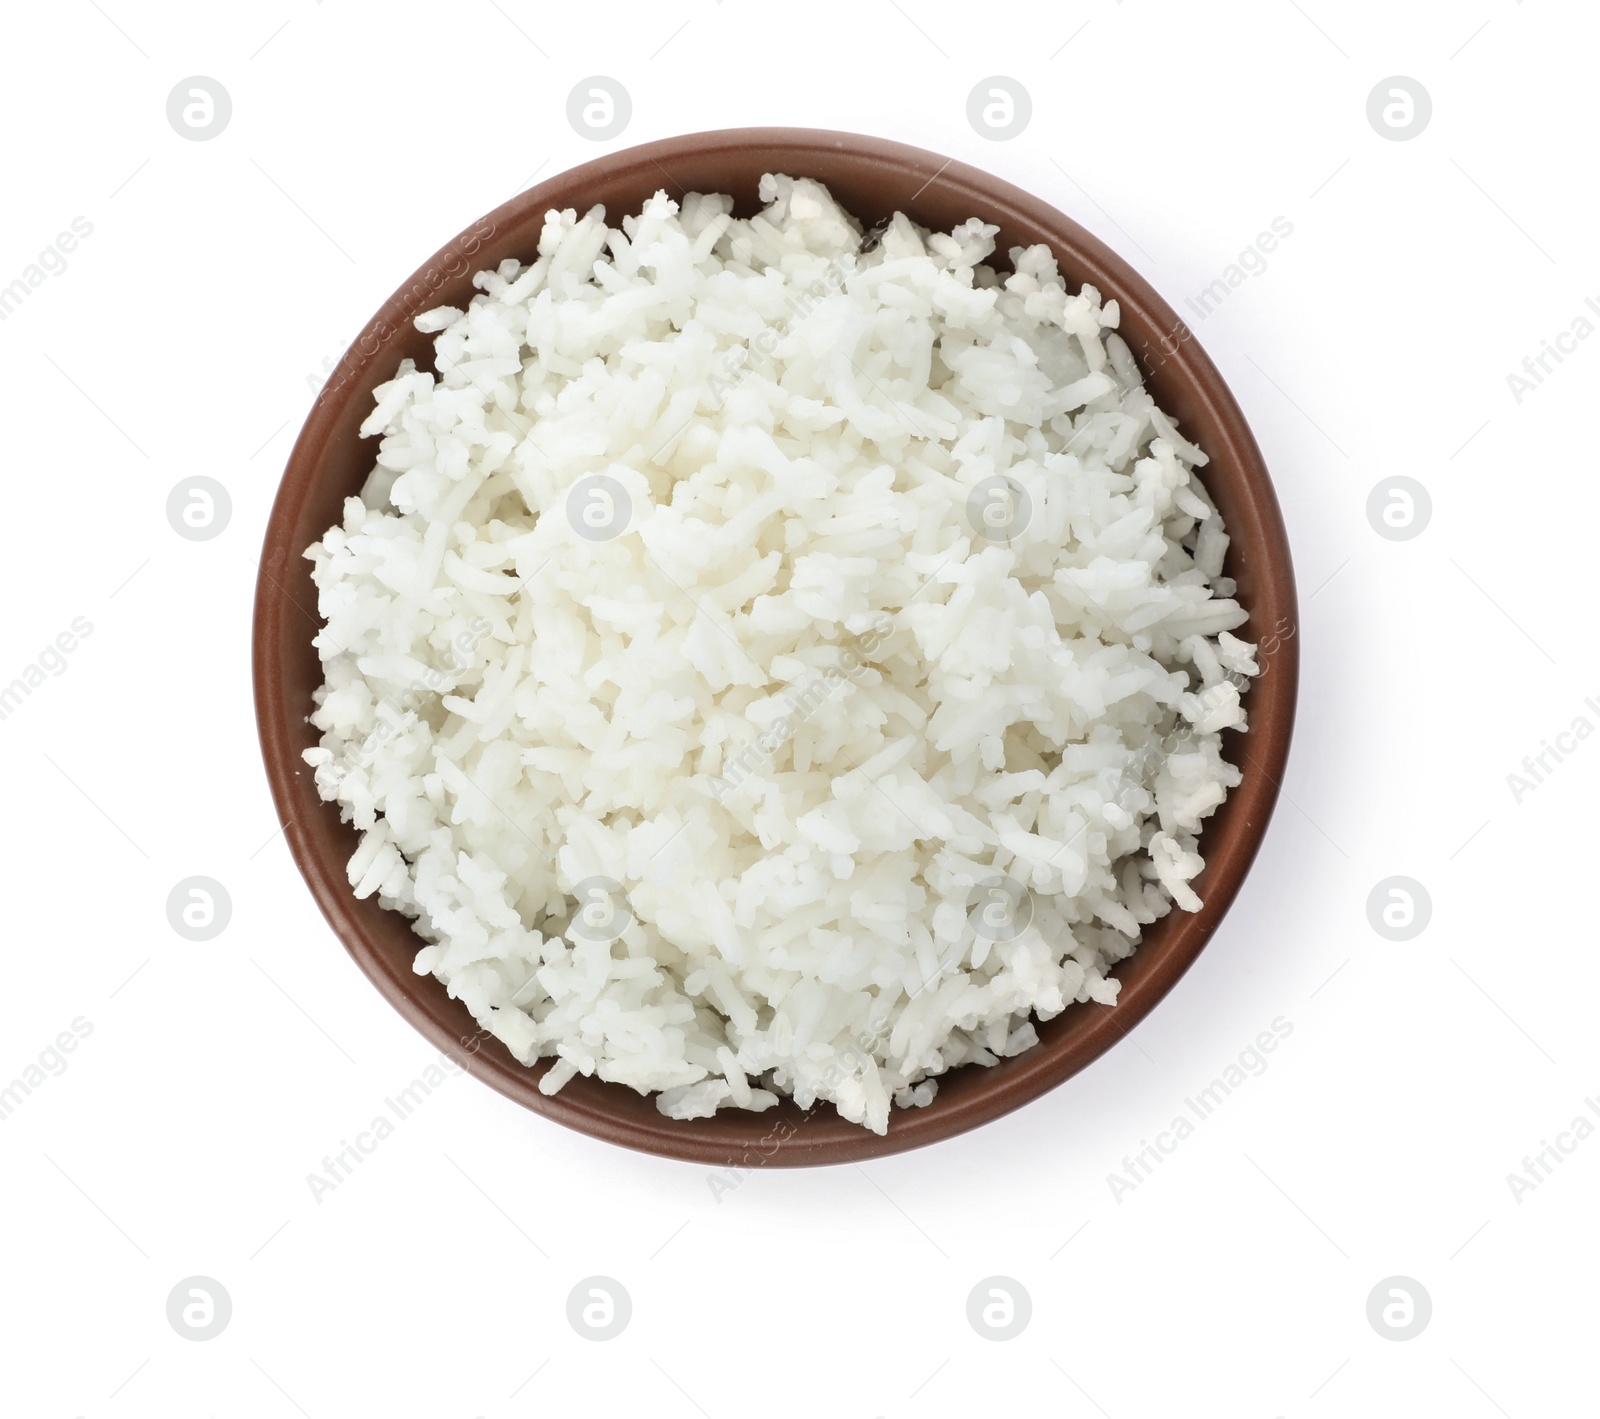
left=253, top=128, right=1297, bottom=1166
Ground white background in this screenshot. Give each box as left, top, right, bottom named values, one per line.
left=1, top=0, right=1592, bottom=1414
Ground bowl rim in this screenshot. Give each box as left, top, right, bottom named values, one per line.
left=253, top=126, right=1298, bottom=1167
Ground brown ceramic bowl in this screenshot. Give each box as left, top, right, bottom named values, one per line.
left=254, top=128, right=1297, bottom=1167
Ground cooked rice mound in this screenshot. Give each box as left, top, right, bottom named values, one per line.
left=303, top=175, right=1257, bottom=1134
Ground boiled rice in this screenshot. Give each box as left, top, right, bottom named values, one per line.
left=302, top=175, right=1256, bottom=1134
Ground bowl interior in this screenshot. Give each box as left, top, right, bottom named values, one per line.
left=254, top=128, right=1297, bottom=1166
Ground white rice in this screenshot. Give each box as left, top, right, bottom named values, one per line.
left=302, top=175, right=1256, bottom=1134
